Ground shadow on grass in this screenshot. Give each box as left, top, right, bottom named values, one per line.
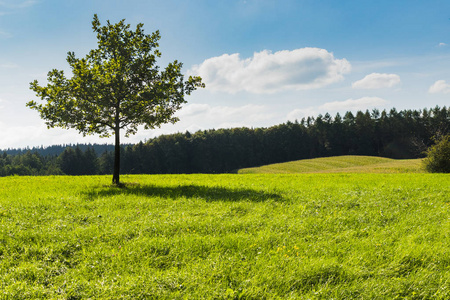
left=83, top=183, right=285, bottom=203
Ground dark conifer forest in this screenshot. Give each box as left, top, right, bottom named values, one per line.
left=1, top=106, right=448, bottom=176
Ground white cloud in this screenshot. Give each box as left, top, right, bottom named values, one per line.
left=0, top=62, right=18, bottom=68
left=287, top=97, right=389, bottom=121
left=0, top=101, right=281, bottom=148
left=438, top=42, right=447, bottom=47
left=428, top=80, right=450, bottom=94
left=190, top=48, right=351, bottom=94
left=0, top=122, right=113, bottom=149
left=131, top=103, right=280, bottom=141
left=177, top=103, right=210, bottom=117
left=352, top=73, right=401, bottom=89
left=177, top=103, right=275, bottom=127
left=286, top=107, right=318, bottom=121
left=319, top=97, right=389, bottom=111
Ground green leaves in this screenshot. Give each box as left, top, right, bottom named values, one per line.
left=28, top=14, right=204, bottom=183
left=28, top=15, right=204, bottom=138
left=423, top=135, right=450, bottom=173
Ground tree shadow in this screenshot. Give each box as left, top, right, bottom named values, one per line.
left=83, top=183, right=285, bottom=203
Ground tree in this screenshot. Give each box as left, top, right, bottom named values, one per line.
left=27, top=15, right=204, bottom=184
left=423, top=134, right=450, bottom=173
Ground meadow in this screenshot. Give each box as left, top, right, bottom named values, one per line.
left=0, top=171, right=449, bottom=298
left=238, top=155, right=425, bottom=174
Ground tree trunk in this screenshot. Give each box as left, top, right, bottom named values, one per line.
left=112, top=127, right=120, bottom=185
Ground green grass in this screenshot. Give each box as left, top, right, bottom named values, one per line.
left=0, top=173, right=449, bottom=298
left=238, top=155, right=425, bottom=174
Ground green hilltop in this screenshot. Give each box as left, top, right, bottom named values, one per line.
left=238, top=155, right=425, bottom=174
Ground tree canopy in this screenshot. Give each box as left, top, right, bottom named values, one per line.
left=27, top=15, right=204, bottom=184
left=423, top=134, right=450, bottom=173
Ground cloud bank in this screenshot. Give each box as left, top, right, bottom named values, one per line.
left=428, top=80, right=450, bottom=94
left=177, top=103, right=275, bottom=128
left=319, top=97, right=389, bottom=111
left=190, top=48, right=351, bottom=93
left=352, top=73, right=401, bottom=89
left=287, top=96, right=389, bottom=121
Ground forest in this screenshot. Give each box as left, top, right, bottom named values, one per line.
left=1, top=106, right=448, bottom=176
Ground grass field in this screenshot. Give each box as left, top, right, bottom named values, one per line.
left=0, top=172, right=449, bottom=298
left=238, top=155, right=425, bottom=174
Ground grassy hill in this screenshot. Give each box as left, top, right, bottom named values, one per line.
left=0, top=173, right=449, bottom=298
left=238, top=155, right=425, bottom=174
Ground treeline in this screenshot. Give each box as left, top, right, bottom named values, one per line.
left=2, top=143, right=128, bottom=157
left=1, top=106, right=448, bottom=176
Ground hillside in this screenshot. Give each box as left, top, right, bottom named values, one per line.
left=238, top=155, right=425, bottom=174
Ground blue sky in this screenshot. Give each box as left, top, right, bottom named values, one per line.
left=1, top=0, right=450, bottom=148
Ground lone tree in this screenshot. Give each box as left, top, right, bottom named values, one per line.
left=27, top=15, right=204, bottom=184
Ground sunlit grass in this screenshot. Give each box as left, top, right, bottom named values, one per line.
left=238, top=155, right=425, bottom=174
left=0, top=173, right=448, bottom=298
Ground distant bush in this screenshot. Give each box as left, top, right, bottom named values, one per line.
left=423, top=135, right=450, bottom=173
